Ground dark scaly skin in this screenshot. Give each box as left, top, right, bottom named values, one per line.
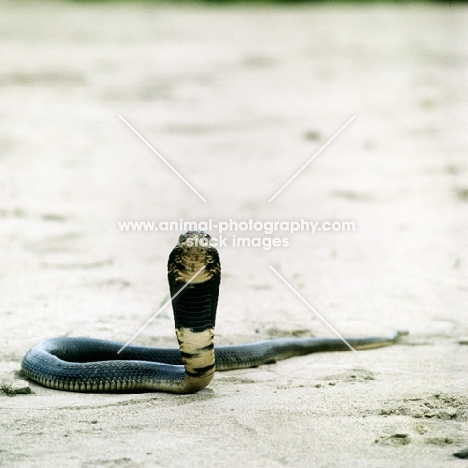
left=21, top=231, right=408, bottom=393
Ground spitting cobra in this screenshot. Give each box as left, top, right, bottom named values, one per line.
left=21, top=231, right=407, bottom=394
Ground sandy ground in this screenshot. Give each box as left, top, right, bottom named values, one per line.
left=0, top=1, right=467, bottom=467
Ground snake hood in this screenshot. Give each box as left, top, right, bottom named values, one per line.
left=168, top=231, right=221, bottom=332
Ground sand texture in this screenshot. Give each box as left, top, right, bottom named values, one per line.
left=0, top=2, right=467, bottom=467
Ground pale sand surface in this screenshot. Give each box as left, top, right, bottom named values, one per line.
left=0, top=1, right=467, bottom=467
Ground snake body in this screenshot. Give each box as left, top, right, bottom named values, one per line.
left=22, top=231, right=406, bottom=394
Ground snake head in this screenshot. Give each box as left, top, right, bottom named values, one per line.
left=169, top=231, right=221, bottom=284
left=177, top=231, right=212, bottom=249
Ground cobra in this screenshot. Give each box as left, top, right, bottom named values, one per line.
left=21, top=231, right=406, bottom=394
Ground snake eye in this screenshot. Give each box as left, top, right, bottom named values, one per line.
left=179, top=232, right=196, bottom=245
left=199, top=231, right=211, bottom=241
left=178, top=232, right=190, bottom=244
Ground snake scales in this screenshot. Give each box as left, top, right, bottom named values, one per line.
left=22, top=231, right=406, bottom=394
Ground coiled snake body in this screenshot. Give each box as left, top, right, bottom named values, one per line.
left=22, top=231, right=406, bottom=394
